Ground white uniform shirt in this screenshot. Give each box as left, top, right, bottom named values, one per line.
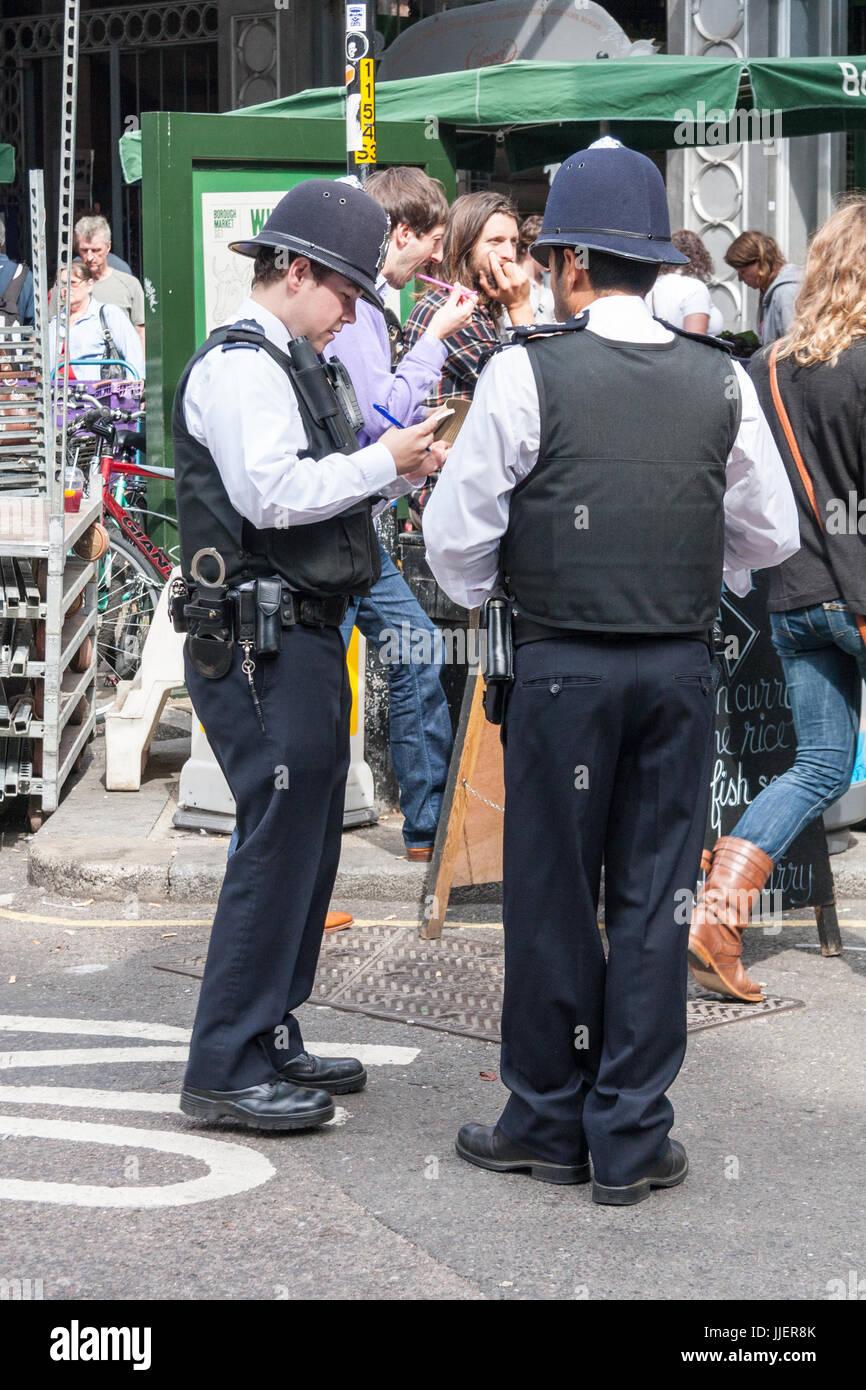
left=423, top=294, right=800, bottom=609
left=183, top=297, right=412, bottom=530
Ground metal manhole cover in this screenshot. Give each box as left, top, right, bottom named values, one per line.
left=153, top=926, right=803, bottom=1042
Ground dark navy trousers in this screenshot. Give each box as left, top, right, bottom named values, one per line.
left=498, top=634, right=714, bottom=1187
left=183, top=623, right=351, bottom=1092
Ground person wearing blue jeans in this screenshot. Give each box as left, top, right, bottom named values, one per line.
left=340, top=540, right=453, bottom=854
left=228, top=541, right=452, bottom=869
left=733, top=603, right=866, bottom=858
left=690, top=197, right=866, bottom=1002
left=323, top=166, right=477, bottom=856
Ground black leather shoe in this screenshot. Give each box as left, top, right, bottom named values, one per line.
left=456, top=1123, right=590, bottom=1185
left=180, top=1080, right=335, bottom=1131
left=592, top=1139, right=689, bottom=1206
left=277, top=1050, right=367, bottom=1095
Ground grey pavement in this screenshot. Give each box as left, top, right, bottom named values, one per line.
left=0, top=821, right=865, bottom=1303
left=27, top=705, right=429, bottom=906
left=23, top=704, right=866, bottom=910
left=1, top=706, right=865, bottom=1306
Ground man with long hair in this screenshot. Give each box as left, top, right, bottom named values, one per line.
left=402, top=191, right=535, bottom=403
left=323, top=166, right=475, bottom=862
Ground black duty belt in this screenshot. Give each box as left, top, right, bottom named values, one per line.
left=186, top=585, right=349, bottom=632
left=513, top=615, right=710, bottom=647
left=272, top=589, right=349, bottom=630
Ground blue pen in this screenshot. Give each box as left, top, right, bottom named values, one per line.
left=373, top=403, right=403, bottom=428
left=373, top=400, right=434, bottom=454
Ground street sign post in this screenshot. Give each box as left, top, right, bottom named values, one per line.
left=345, top=3, right=377, bottom=181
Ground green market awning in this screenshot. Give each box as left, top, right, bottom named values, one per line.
left=120, top=56, right=745, bottom=180
left=749, top=56, right=866, bottom=137
left=120, top=54, right=866, bottom=182
left=0, top=144, right=15, bottom=184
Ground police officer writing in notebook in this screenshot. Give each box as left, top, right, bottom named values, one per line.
left=423, top=144, right=799, bottom=1205
left=173, top=181, right=441, bottom=1130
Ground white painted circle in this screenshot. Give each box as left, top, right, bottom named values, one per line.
left=0, top=1115, right=275, bottom=1208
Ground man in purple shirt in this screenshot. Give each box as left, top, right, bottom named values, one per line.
left=325, top=167, right=475, bottom=860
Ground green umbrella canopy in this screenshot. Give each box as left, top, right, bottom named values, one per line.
left=749, top=56, right=866, bottom=137
left=120, top=56, right=745, bottom=181
left=0, top=144, right=15, bottom=184
left=119, top=54, right=866, bottom=182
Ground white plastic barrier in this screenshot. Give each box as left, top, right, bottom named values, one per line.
left=174, top=619, right=377, bottom=833
left=104, top=578, right=186, bottom=791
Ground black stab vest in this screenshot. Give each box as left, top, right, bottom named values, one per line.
left=172, top=324, right=381, bottom=596
left=500, top=322, right=741, bottom=634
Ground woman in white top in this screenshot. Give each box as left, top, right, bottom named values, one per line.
left=647, top=229, right=724, bottom=336
left=49, top=259, right=144, bottom=381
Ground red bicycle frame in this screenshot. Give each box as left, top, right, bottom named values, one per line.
left=98, top=451, right=175, bottom=582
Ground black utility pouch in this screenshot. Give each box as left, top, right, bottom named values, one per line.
left=481, top=595, right=514, bottom=726
left=255, top=578, right=283, bottom=658
left=188, top=634, right=233, bottom=679
left=186, top=585, right=234, bottom=680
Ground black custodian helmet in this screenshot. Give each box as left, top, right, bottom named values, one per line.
left=229, top=179, right=391, bottom=309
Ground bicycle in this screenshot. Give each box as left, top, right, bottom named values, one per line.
left=66, top=388, right=178, bottom=717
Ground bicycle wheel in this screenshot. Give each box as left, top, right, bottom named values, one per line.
left=95, top=531, right=163, bottom=719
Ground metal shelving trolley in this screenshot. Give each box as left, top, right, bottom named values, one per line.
left=0, top=168, right=100, bottom=830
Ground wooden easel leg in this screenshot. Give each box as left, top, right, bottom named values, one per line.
left=815, top=902, right=843, bottom=957
left=421, top=670, right=487, bottom=940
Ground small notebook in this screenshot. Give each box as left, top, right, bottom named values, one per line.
left=431, top=396, right=471, bottom=444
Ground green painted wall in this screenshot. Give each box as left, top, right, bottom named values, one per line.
left=140, top=109, right=456, bottom=477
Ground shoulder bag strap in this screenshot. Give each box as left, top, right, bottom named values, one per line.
left=768, top=341, right=866, bottom=648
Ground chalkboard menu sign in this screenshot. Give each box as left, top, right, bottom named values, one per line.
left=707, top=572, right=835, bottom=911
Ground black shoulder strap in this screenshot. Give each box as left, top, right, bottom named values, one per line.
left=477, top=311, right=590, bottom=373
left=98, top=302, right=119, bottom=357
left=654, top=316, right=734, bottom=354
left=508, top=311, right=590, bottom=346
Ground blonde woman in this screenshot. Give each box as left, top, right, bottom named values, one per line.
left=691, top=198, right=866, bottom=1002
left=724, top=229, right=802, bottom=343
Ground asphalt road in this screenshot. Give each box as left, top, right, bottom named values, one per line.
left=0, top=830, right=864, bottom=1307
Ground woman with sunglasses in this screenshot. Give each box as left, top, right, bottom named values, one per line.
left=49, top=258, right=144, bottom=380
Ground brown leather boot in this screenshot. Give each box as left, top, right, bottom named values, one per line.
left=688, top=837, right=772, bottom=1003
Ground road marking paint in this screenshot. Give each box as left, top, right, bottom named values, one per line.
left=0, top=1086, right=179, bottom=1112
left=4, top=907, right=863, bottom=931
left=303, top=1043, right=419, bottom=1066
left=0, top=1016, right=191, bottom=1041
left=794, top=943, right=866, bottom=950
left=0, top=1115, right=274, bottom=1207
left=0, top=1047, right=189, bottom=1069
left=0, top=1020, right=420, bottom=1065
left=0, top=908, right=213, bottom=927
left=0, top=1089, right=353, bottom=1128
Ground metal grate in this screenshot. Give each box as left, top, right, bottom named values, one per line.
left=154, top=924, right=804, bottom=1044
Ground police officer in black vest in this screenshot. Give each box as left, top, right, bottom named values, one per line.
left=173, top=181, right=441, bottom=1130
left=423, top=144, right=798, bottom=1204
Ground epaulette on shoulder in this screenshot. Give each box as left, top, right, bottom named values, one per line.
left=217, top=319, right=266, bottom=352
left=508, top=311, right=590, bottom=346
left=655, top=317, right=734, bottom=353
left=478, top=312, right=589, bottom=371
